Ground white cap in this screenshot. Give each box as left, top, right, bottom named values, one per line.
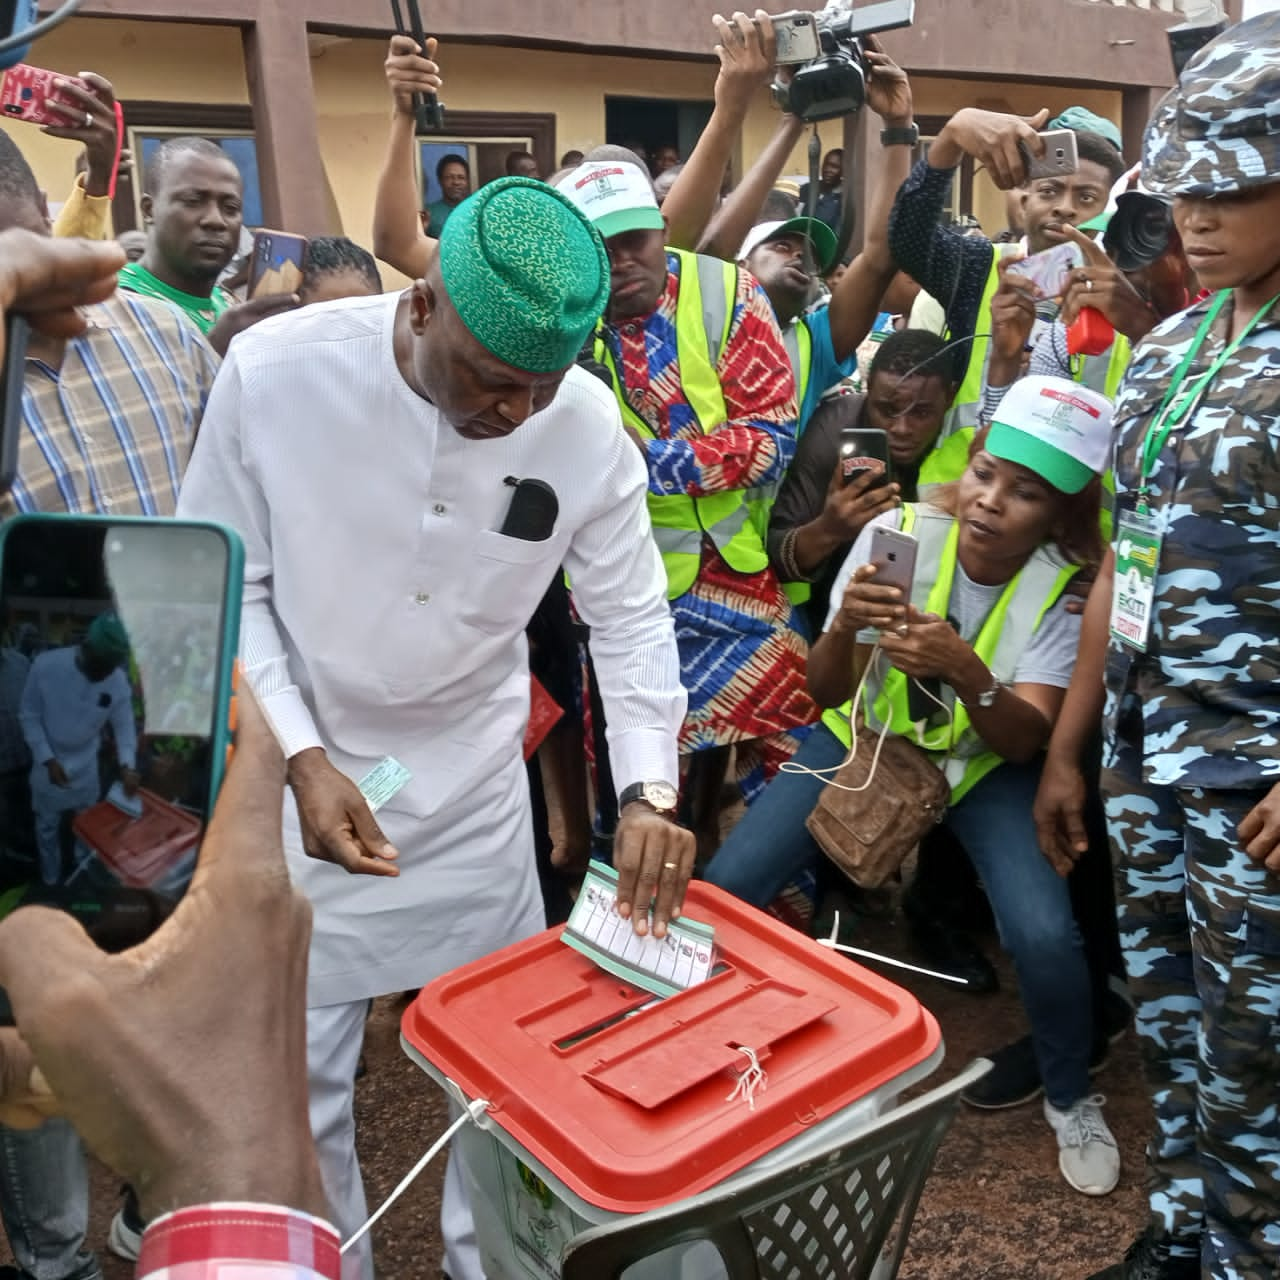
left=987, top=376, right=1113, bottom=494
left=554, top=161, right=664, bottom=240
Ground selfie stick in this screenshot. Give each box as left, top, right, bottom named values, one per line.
left=391, top=0, right=444, bottom=131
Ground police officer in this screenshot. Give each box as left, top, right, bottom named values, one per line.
left=1036, top=15, right=1280, bottom=1279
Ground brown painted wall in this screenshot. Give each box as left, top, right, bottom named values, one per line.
left=76, top=0, right=1183, bottom=89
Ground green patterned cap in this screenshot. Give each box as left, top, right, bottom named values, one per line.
left=438, top=177, right=609, bottom=375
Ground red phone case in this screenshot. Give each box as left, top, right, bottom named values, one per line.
left=1068, top=308, right=1115, bottom=358
left=0, top=65, right=86, bottom=127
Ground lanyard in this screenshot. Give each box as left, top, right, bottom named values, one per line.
left=1136, top=290, right=1279, bottom=513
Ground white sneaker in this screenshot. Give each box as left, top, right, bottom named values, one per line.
left=108, top=1207, right=143, bottom=1262
left=1044, top=1093, right=1120, bottom=1196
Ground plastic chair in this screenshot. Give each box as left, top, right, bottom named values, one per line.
left=560, top=1057, right=991, bottom=1280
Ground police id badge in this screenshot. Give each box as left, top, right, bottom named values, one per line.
left=1110, top=511, right=1162, bottom=652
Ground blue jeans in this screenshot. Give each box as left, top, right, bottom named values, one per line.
left=0, top=1119, right=100, bottom=1280
left=704, top=722, right=1093, bottom=1109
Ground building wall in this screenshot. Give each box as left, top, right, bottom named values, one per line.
left=14, top=15, right=1125, bottom=279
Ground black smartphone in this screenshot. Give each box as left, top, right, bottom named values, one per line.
left=839, top=426, right=892, bottom=489
left=0, top=516, right=242, bottom=976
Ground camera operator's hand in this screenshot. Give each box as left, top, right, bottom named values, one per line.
left=0, top=687, right=329, bottom=1221
left=712, top=11, right=775, bottom=114
left=0, top=229, right=122, bottom=343
left=931, top=107, right=1050, bottom=189
left=0, top=1028, right=57, bottom=1129
left=385, top=33, right=442, bottom=120
left=39, top=73, right=120, bottom=199
left=989, top=257, right=1039, bottom=362
left=1057, top=224, right=1159, bottom=345
left=863, top=37, right=913, bottom=128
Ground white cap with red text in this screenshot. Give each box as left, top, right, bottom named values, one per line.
left=554, top=161, right=665, bottom=241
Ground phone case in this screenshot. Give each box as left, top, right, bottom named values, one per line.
left=0, top=515, right=244, bottom=809
left=0, top=65, right=86, bottom=127
left=1015, top=242, right=1084, bottom=301
left=248, top=231, right=308, bottom=300
left=839, top=428, right=892, bottom=485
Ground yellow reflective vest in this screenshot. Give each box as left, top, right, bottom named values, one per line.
left=593, top=249, right=772, bottom=600
left=822, top=504, right=1078, bottom=802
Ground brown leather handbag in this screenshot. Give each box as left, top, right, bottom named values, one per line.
left=805, top=714, right=950, bottom=890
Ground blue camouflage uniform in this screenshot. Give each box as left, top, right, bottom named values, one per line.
left=1103, top=295, right=1280, bottom=1279
left=1099, top=16, right=1280, bottom=1279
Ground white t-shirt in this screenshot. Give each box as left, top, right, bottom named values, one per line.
left=824, top=508, right=1081, bottom=689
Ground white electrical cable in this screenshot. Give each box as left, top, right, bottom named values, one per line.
left=341, top=1097, right=491, bottom=1255
left=817, top=911, right=971, bottom=985
left=780, top=640, right=955, bottom=791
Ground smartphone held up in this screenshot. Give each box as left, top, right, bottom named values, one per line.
left=839, top=426, right=893, bottom=488
left=0, top=63, right=86, bottom=127
left=248, top=230, right=308, bottom=301
left=0, top=517, right=241, bottom=960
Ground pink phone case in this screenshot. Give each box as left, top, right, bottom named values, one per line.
left=0, top=65, right=86, bottom=127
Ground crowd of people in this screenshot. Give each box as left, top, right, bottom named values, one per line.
left=0, top=6, right=1274, bottom=1280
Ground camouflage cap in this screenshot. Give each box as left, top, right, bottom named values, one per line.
left=1143, top=11, right=1280, bottom=198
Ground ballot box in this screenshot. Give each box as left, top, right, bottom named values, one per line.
left=72, top=789, right=201, bottom=890
left=402, top=880, right=943, bottom=1280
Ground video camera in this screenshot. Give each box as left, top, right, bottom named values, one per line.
left=771, top=0, right=915, bottom=124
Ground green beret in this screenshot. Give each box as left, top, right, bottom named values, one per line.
left=438, top=176, right=610, bottom=375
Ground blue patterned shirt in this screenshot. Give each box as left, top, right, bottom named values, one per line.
left=3, top=290, right=218, bottom=518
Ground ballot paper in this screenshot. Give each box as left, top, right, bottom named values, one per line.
left=562, top=862, right=716, bottom=998
left=357, top=756, right=412, bottom=813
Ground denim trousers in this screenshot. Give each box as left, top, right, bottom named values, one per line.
left=704, top=722, right=1093, bottom=1108
left=0, top=1119, right=100, bottom=1280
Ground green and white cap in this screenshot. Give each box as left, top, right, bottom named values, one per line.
left=987, top=375, right=1113, bottom=495
left=555, top=161, right=665, bottom=240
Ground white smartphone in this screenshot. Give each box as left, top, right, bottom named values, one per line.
left=770, top=11, right=821, bottom=64
left=868, top=524, right=918, bottom=602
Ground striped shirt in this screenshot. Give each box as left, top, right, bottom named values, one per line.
left=4, top=290, right=218, bottom=518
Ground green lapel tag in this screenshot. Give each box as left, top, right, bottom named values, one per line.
left=1111, top=511, right=1162, bottom=652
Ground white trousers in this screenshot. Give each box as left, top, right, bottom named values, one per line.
left=306, top=999, right=485, bottom=1280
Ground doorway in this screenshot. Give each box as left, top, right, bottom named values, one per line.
left=605, top=96, right=714, bottom=175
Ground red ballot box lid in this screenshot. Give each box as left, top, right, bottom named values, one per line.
left=72, top=789, right=202, bottom=888
left=403, top=881, right=941, bottom=1213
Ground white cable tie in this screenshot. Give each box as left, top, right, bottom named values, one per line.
left=341, top=1097, right=491, bottom=1254
left=725, top=1045, right=768, bottom=1111
left=818, top=911, right=970, bottom=986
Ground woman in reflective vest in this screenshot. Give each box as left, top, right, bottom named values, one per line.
left=706, top=375, right=1122, bottom=1198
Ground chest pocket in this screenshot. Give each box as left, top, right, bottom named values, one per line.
left=458, top=530, right=561, bottom=636
left=1187, top=400, right=1280, bottom=522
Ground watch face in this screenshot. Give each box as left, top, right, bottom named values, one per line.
left=644, top=781, right=679, bottom=811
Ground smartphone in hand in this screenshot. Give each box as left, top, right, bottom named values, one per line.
left=1014, top=242, right=1085, bottom=302
left=0, top=516, right=242, bottom=967
left=247, top=230, right=309, bottom=300
left=867, top=523, right=917, bottom=601
left=839, top=426, right=893, bottom=489
left=0, top=64, right=89, bottom=127
left=1022, top=129, right=1078, bottom=181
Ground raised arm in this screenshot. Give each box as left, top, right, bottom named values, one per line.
left=372, top=35, right=442, bottom=279
left=699, top=114, right=806, bottom=261
left=826, top=42, right=915, bottom=362
left=663, top=11, right=779, bottom=253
